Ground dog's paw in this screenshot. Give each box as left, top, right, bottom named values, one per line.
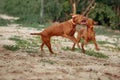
left=96, top=48, right=100, bottom=51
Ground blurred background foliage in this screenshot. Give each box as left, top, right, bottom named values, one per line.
left=0, top=0, right=119, bottom=30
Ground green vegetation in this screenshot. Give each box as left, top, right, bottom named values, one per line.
left=62, top=47, right=108, bottom=59
left=90, top=3, right=119, bottom=29
left=21, top=22, right=51, bottom=30
left=0, top=0, right=120, bottom=58
left=3, top=36, right=41, bottom=53
left=97, top=41, right=112, bottom=45
left=3, top=45, right=20, bottom=51
left=95, top=26, right=120, bottom=36
left=62, top=46, right=80, bottom=52
left=0, top=18, right=10, bottom=26
left=94, top=26, right=120, bottom=52
left=102, top=45, right=120, bottom=52
left=86, top=50, right=108, bottom=58
left=0, top=0, right=119, bottom=30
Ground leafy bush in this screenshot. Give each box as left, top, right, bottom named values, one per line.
left=90, top=3, right=119, bottom=30
left=2, top=0, right=41, bottom=24
left=0, top=0, right=119, bottom=30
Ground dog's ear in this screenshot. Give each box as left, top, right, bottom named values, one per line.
left=72, top=15, right=76, bottom=18
left=72, top=15, right=79, bottom=20
left=70, top=13, right=78, bottom=18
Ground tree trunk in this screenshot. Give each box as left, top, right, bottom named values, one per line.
left=86, top=2, right=96, bottom=17
left=83, top=0, right=95, bottom=16
left=70, top=0, right=76, bottom=14
left=80, top=0, right=85, bottom=13
left=117, top=6, right=120, bottom=18
left=40, top=0, right=44, bottom=23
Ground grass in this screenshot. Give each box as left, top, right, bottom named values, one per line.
left=16, top=22, right=51, bottom=30
left=3, top=35, right=41, bottom=53
left=0, top=18, right=11, bottom=26
left=95, top=26, right=120, bottom=36
left=97, top=41, right=113, bottom=45
left=112, top=37, right=120, bottom=51
left=102, top=45, right=120, bottom=52
left=62, top=47, right=108, bottom=59
left=116, top=47, right=120, bottom=51
left=86, top=50, right=108, bottom=59
left=3, top=45, right=20, bottom=51
left=62, top=46, right=80, bottom=52
left=97, top=37, right=120, bottom=52
left=94, top=26, right=120, bottom=52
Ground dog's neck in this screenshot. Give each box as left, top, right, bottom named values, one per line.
left=70, top=19, right=76, bottom=25
left=87, top=25, right=94, bottom=31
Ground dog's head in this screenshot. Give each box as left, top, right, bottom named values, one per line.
left=71, top=14, right=86, bottom=25
left=85, top=18, right=97, bottom=28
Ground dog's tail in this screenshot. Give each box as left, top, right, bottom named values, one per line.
left=30, top=32, right=41, bottom=35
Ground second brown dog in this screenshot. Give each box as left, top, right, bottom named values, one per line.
left=72, top=18, right=100, bottom=53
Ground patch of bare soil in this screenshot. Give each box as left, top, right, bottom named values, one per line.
left=0, top=15, right=120, bottom=80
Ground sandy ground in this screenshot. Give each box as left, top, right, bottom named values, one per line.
left=0, top=14, right=120, bottom=80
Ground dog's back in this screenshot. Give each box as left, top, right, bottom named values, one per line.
left=40, top=20, right=74, bottom=37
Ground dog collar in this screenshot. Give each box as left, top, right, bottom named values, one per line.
left=70, top=19, right=76, bottom=25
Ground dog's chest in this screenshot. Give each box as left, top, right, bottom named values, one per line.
left=67, top=27, right=76, bottom=36
left=87, top=30, right=94, bottom=40
left=70, top=28, right=76, bottom=35
left=63, top=21, right=77, bottom=36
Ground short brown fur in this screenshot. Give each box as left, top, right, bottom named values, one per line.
left=72, top=18, right=100, bottom=53
left=31, top=14, right=85, bottom=54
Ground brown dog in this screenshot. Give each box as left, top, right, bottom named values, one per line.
left=72, top=18, right=100, bottom=53
left=31, top=14, right=86, bottom=54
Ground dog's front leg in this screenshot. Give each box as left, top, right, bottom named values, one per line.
left=81, top=39, right=88, bottom=53
left=92, top=38, right=100, bottom=51
left=71, top=43, right=76, bottom=51
left=71, top=33, right=82, bottom=51
left=62, top=34, right=80, bottom=49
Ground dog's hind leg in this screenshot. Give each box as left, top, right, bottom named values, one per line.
left=45, top=42, right=54, bottom=54
left=63, top=34, right=80, bottom=49
left=42, top=37, right=54, bottom=54
left=40, top=43, right=44, bottom=51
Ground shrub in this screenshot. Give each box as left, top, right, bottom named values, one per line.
left=89, top=3, right=119, bottom=30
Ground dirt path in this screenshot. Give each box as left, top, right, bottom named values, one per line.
left=0, top=14, right=120, bottom=80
